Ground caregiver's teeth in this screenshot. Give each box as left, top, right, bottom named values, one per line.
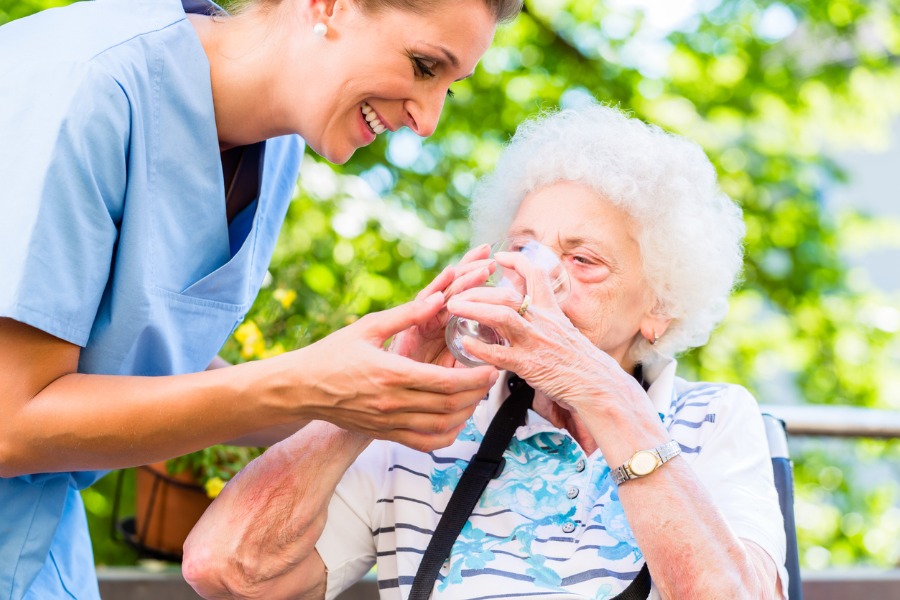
left=362, top=102, right=385, bottom=135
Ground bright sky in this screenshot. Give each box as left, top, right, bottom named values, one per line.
left=608, top=0, right=707, bottom=34
left=610, top=0, right=797, bottom=39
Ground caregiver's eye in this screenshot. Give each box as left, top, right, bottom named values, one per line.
left=413, top=56, right=437, bottom=78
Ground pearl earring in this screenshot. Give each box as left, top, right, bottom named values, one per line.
left=313, top=22, right=327, bottom=37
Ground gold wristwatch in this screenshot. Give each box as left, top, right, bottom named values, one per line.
left=611, top=440, right=681, bottom=485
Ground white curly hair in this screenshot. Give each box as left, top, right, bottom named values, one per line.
left=469, top=102, right=745, bottom=367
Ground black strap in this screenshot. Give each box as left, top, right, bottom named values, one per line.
left=409, top=374, right=652, bottom=599
left=408, top=374, right=534, bottom=600
left=615, top=564, right=651, bottom=599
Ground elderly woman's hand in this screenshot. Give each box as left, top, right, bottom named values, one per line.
left=445, top=251, right=648, bottom=414
left=389, top=244, right=494, bottom=367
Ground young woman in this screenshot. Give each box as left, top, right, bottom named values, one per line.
left=0, top=0, right=519, bottom=596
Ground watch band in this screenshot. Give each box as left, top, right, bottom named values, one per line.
left=611, top=439, right=681, bottom=485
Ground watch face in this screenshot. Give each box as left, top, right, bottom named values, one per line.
left=630, top=451, right=659, bottom=476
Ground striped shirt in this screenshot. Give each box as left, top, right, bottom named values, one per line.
left=317, top=359, right=788, bottom=599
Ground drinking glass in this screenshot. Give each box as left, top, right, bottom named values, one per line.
left=445, top=238, right=569, bottom=367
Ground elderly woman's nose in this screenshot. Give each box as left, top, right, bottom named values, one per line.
left=404, top=91, right=446, bottom=137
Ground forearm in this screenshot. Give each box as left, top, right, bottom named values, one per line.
left=0, top=358, right=303, bottom=476
left=580, top=401, right=779, bottom=598
left=618, top=460, right=776, bottom=598
left=1, top=295, right=497, bottom=476
left=208, top=354, right=310, bottom=448
left=183, top=421, right=371, bottom=599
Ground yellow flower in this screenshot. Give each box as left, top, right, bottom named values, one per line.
left=234, top=321, right=265, bottom=359
left=261, top=343, right=286, bottom=359
left=204, top=476, right=226, bottom=499
left=273, top=288, right=298, bottom=310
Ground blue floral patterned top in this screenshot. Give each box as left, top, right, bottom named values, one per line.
left=316, top=361, right=788, bottom=600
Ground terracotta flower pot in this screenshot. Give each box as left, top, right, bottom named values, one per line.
left=134, top=461, right=212, bottom=559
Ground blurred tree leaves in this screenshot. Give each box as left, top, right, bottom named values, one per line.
left=4, top=0, right=900, bottom=569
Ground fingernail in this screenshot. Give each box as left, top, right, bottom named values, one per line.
left=488, top=370, right=499, bottom=385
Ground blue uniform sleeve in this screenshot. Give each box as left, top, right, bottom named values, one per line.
left=0, top=59, right=129, bottom=346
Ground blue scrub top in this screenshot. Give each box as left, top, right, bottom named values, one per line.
left=0, top=0, right=304, bottom=596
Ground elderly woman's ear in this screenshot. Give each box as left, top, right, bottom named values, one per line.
left=640, top=315, right=671, bottom=346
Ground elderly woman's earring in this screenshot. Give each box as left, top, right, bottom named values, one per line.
left=313, top=22, right=328, bottom=37
left=650, top=330, right=659, bottom=345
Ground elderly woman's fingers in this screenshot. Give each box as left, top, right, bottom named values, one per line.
left=460, top=334, right=518, bottom=372
left=446, top=295, right=544, bottom=359
left=448, top=286, right=528, bottom=319
left=493, top=251, right=559, bottom=307
left=516, top=293, right=531, bottom=316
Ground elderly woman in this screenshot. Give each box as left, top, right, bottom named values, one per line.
left=183, top=103, right=787, bottom=599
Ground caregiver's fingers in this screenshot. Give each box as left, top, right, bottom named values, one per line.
left=414, top=244, right=493, bottom=302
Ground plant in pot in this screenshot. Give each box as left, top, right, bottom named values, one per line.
left=131, top=444, right=265, bottom=561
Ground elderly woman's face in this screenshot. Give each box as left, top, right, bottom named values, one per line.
left=298, top=0, right=496, bottom=164
left=507, top=181, right=665, bottom=367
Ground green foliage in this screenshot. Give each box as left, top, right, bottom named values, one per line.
left=5, top=0, right=900, bottom=570
left=165, top=445, right=264, bottom=490
left=81, top=470, right=139, bottom=567
left=0, top=0, right=68, bottom=25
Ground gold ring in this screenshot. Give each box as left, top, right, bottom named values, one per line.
left=517, top=294, right=531, bottom=316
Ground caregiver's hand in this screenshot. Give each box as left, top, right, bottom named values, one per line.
left=286, top=291, right=498, bottom=452
left=445, top=251, right=647, bottom=414
left=389, top=244, right=494, bottom=367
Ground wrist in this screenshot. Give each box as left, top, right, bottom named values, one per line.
left=240, top=349, right=319, bottom=423
left=575, top=387, right=670, bottom=469
left=610, top=439, right=681, bottom=485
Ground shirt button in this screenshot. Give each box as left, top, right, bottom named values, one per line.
left=575, top=459, right=586, bottom=472
left=562, top=521, right=576, bottom=534
left=567, top=486, right=580, bottom=500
